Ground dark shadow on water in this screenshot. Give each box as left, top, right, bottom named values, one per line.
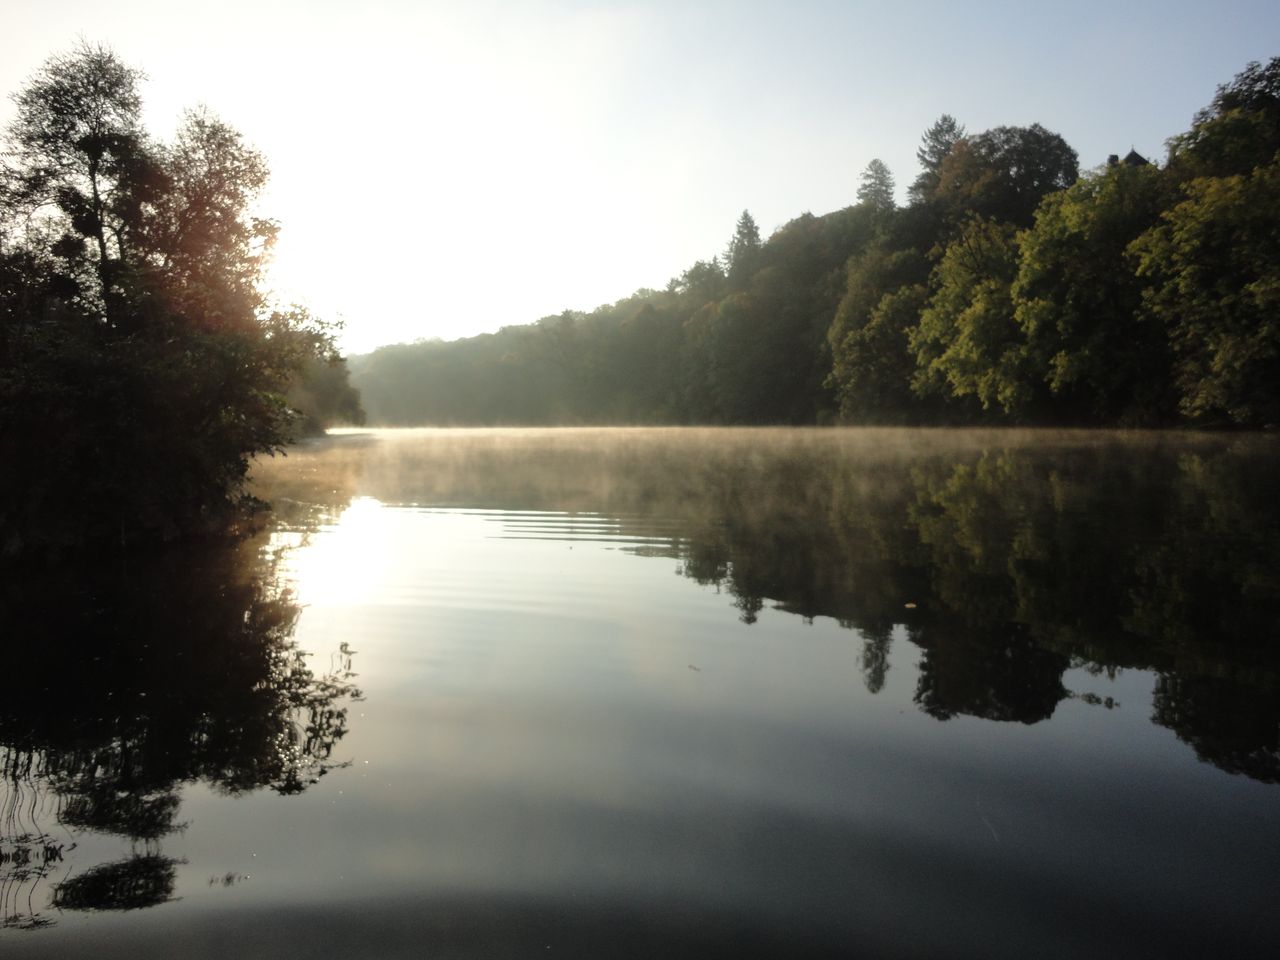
left=52, top=855, right=177, bottom=913
left=0, top=531, right=362, bottom=928
left=3, top=427, right=1276, bottom=952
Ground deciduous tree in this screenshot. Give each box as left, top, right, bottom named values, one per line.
left=934, top=124, right=1078, bottom=228
left=910, top=217, right=1030, bottom=415
left=1168, top=57, right=1280, bottom=179
left=1014, top=162, right=1175, bottom=422
left=1131, top=158, right=1280, bottom=425
left=0, top=45, right=348, bottom=555
left=827, top=243, right=927, bottom=420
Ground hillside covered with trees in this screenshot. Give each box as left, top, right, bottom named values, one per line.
left=352, top=57, right=1280, bottom=429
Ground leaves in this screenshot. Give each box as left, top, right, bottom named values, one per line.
left=1132, top=159, right=1280, bottom=425
left=1, top=45, right=355, bottom=555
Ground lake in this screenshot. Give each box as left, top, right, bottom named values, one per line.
left=2, top=427, right=1278, bottom=958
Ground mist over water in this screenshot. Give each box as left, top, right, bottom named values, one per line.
left=4, top=427, right=1278, bottom=958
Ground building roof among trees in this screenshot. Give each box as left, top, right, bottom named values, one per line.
left=1109, top=148, right=1151, bottom=167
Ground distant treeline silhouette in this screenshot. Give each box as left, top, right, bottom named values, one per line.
left=0, top=44, right=363, bottom=558
left=352, top=57, right=1280, bottom=429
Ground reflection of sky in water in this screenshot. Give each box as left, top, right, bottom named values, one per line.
left=7, top=430, right=1280, bottom=959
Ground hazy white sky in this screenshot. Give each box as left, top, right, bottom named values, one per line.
left=3, top=0, right=1277, bottom=354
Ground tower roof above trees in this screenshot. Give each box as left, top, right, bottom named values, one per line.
left=1108, top=149, right=1150, bottom=167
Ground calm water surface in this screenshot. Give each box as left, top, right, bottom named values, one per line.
left=3, top=428, right=1278, bottom=958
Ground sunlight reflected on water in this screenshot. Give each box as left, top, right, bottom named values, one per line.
left=4, top=428, right=1279, bottom=959
left=278, top=497, right=391, bottom=608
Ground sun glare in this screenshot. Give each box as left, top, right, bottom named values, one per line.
left=281, top=497, right=390, bottom=608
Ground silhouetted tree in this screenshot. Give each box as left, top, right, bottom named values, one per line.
left=668, top=257, right=726, bottom=307
left=724, top=209, right=762, bottom=291
left=1168, top=56, right=1280, bottom=179
left=934, top=124, right=1079, bottom=227
left=0, top=45, right=342, bottom=555
left=908, top=114, right=966, bottom=205
left=857, top=159, right=896, bottom=211
left=2, top=44, right=159, bottom=323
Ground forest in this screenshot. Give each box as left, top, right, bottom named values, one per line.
left=3, top=49, right=1277, bottom=555
left=0, top=45, right=363, bottom=557
left=352, top=57, right=1280, bottom=429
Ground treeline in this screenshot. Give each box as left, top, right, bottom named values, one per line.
left=354, top=58, right=1280, bottom=428
left=0, top=45, right=364, bottom=557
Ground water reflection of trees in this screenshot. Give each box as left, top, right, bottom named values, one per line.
left=324, top=428, right=1278, bottom=784
left=710, top=436, right=1278, bottom=781
left=690, top=434, right=1279, bottom=781
left=0, top=535, right=361, bottom=929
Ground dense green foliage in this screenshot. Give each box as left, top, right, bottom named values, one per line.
left=1132, top=160, right=1280, bottom=424
left=1014, top=163, right=1176, bottom=422
left=353, top=57, right=1280, bottom=429
left=909, top=216, right=1025, bottom=413
left=0, top=45, right=363, bottom=557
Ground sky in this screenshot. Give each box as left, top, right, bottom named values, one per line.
left=2, top=0, right=1277, bottom=355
